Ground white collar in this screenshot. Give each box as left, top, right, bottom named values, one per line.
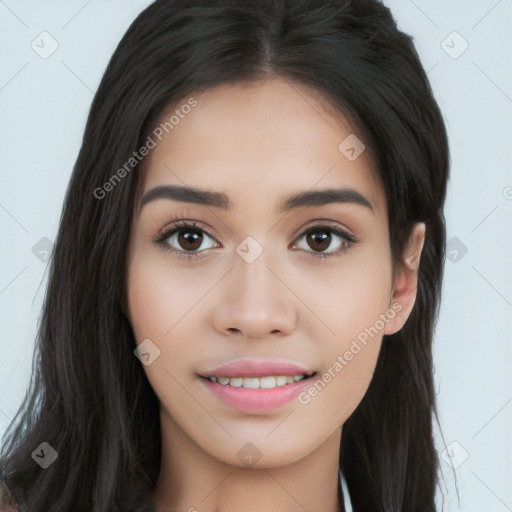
left=339, top=470, right=353, bottom=512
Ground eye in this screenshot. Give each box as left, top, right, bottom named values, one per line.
left=291, top=224, right=356, bottom=259
left=153, top=220, right=357, bottom=260
left=153, top=220, right=219, bottom=260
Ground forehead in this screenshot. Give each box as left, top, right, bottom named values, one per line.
left=141, top=77, right=385, bottom=215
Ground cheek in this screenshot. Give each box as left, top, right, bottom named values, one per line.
left=126, top=249, right=222, bottom=376
left=298, top=244, right=393, bottom=343
left=127, top=250, right=200, bottom=341
left=126, top=255, right=203, bottom=409
left=127, top=265, right=170, bottom=341
left=293, top=248, right=392, bottom=423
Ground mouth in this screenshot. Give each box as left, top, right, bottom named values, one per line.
left=198, top=371, right=318, bottom=413
left=200, top=372, right=317, bottom=389
left=197, top=358, right=318, bottom=413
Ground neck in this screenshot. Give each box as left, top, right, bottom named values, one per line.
left=151, top=411, right=343, bottom=512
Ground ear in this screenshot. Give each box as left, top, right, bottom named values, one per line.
left=384, top=222, right=426, bottom=336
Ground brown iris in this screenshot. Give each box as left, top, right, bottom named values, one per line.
left=177, top=228, right=203, bottom=251
left=306, top=229, right=332, bottom=252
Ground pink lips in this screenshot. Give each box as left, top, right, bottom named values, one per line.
left=203, top=358, right=313, bottom=378
left=199, top=358, right=315, bottom=414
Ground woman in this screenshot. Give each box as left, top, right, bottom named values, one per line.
left=0, top=0, right=449, bottom=510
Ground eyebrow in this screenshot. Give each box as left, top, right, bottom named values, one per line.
left=140, top=184, right=374, bottom=213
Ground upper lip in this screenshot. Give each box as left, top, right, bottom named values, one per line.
left=200, top=358, right=316, bottom=378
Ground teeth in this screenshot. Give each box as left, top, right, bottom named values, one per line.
left=259, top=376, right=276, bottom=389
left=243, top=377, right=260, bottom=389
left=230, top=377, right=243, bottom=388
left=207, top=374, right=310, bottom=389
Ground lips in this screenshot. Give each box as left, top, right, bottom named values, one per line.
left=198, top=358, right=317, bottom=413
left=199, top=357, right=316, bottom=379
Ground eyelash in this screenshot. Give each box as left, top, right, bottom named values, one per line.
left=152, top=219, right=358, bottom=261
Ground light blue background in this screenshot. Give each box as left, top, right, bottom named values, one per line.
left=1, top=1, right=511, bottom=510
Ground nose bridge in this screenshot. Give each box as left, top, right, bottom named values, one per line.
left=213, top=237, right=297, bottom=338
left=238, top=244, right=276, bottom=299
left=233, top=234, right=279, bottom=295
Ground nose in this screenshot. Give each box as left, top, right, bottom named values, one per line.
left=212, top=249, right=298, bottom=339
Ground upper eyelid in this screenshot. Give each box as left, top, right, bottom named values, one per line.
left=157, top=220, right=217, bottom=241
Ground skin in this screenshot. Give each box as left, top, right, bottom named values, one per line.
left=126, top=76, right=425, bottom=512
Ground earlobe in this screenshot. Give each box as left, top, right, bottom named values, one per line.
left=384, top=222, right=426, bottom=336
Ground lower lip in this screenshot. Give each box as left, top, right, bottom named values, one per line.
left=200, top=376, right=313, bottom=413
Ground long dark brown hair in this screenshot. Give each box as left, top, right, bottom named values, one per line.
left=0, top=0, right=450, bottom=510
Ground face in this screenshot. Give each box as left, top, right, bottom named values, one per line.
left=126, top=77, right=423, bottom=469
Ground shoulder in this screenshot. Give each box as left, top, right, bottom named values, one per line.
left=0, top=479, right=19, bottom=511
